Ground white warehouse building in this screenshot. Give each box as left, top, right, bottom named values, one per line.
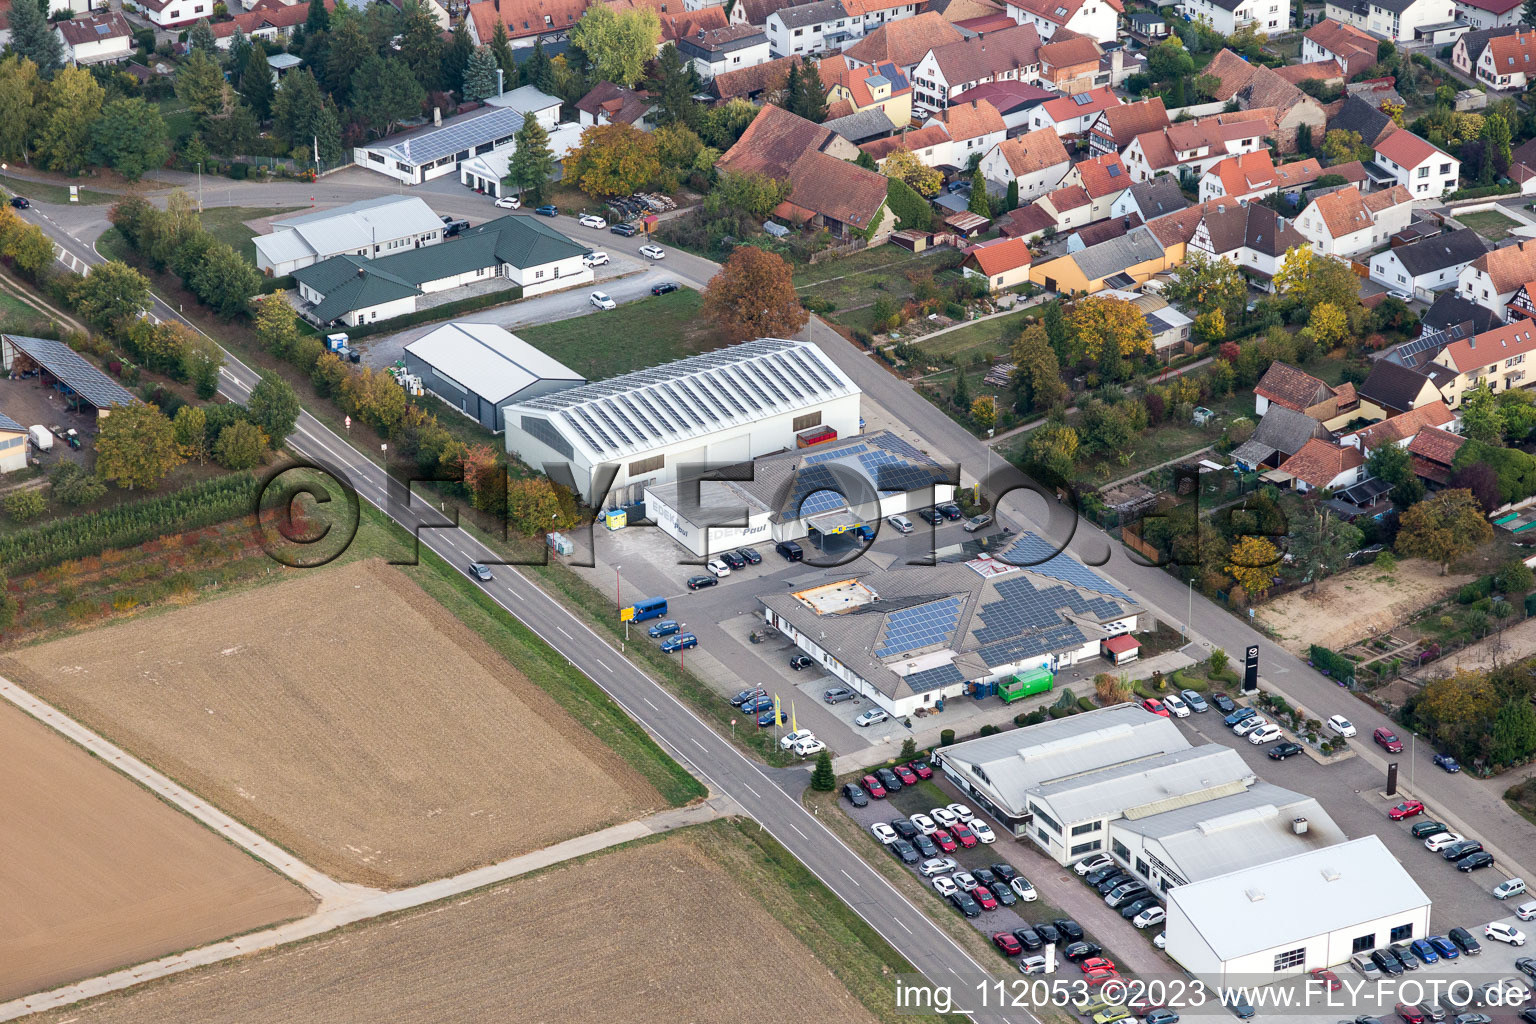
left=1166, top=836, right=1432, bottom=987
left=253, top=197, right=446, bottom=277
left=501, top=338, right=862, bottom=506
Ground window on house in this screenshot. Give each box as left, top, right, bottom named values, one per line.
left=1070, top=840, right=1101, bottom=856
left=1273, top=948, right=1307, bottom=972
left=1390, top=924, right=1414, bottom=943
left=1418, top=166, right=1430, bottom=178
left=1351, top=934, right=1376, bottom=954
left=1112, top=838, right=1130, bottom=860
left=1071, top=821, right=1102, bottom=836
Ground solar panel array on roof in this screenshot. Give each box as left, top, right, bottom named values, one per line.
left=799, top=486, right=850, bottom=518
left=905, top=662, right=965, bottom=693
left=971, top=577, right=1124, bottom=648
left=979, top=622, right=1087, bottom=668
left=376, top=107, right=525, bottom=167
left=1001, top=532, right=1131, bottom=600
left=877, top=596, right=963, bottom=657
left=3, top=335, right=135, bottom=410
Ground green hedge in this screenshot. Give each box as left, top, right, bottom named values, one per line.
left=0, top=474, right=258, bottom=575
left=1309, top=644, right=1356, bottom=686
left=885, top=176, right=930, bottom=231
left=1457, top=576, right=1493, bottom=604
left=342, top=285, right=525, bottom=339
left=1446, top=184, right=1520, bottom=202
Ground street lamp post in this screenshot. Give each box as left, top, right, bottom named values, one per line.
left=615, top=564, right=622, bottom=611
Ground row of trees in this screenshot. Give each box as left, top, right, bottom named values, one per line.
left=110, top=194, right=262, bottom=317
left=0, top=58, right=169, bottom=178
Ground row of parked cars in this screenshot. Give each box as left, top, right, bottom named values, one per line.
left=685, top=546, right=763, bottom=591
left=1073, top=853, right=1167, bottom=932
left=841, top=760, right=933, bottom=804
left=1403, top=817, right=1501, bottom=875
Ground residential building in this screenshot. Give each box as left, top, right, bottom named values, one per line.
left=1453, top=23, right=1529, bottom=74
left=1037, top=32, right=1102, bottom=92
left=354, top=106, right=527, bottom=186
left=1303, top=18, right=1379, bottom=76
left=1204, top=50, right=1326, bottom=152
left=766, top=0, right=853, bottom=56
left=1358, top=359, right=1448, bottom=416
left=1274, top=59, right=1346, bottom=89
left=844, top=11, right=964, bottom=73
left=505, top=337, right=862, bottom=506
left=1328, top=94, right=1399, bottom=150
left=1092, top=288, right=1192, bottom=353
left=0, top=411, right=24, bottom=474
left=766, top=539, right=1139, bottom=720
left=842, top=0, right=922, bottom=36
left=1051, top=150, right=1131, bottom=220
left=1341, top=400, right=1456, bottom=453
left=1199, top=152, right=1322, bottom=203
left=728, top=0, right=810, bottom=25
left=1087, top=97, right=1170, bottom=158
left=55, top=10, right=132, bottom=64
left=403, top=323, right=585, bottom=433
left=962, top=236, right=1034, bottom=290
left=209, top=0, right=329, bottom=44
left=1028, top=86, right=1121, bottom=136
left=1004, top=0, right=1120, bottom=43
left=860, top=123, right=953, bottom=166
left=254, top=197, right=446, bottom=277
left=1276, top=437, right=1368, bottom=491
left=927, top=0, right=1007, bottom=22
left=712, top=53, right=808, bottom=102
left=1112, top=176, right=1188, bottom=222
left=928, top=98, right=1008, bottom=163
left=1189, top=202, right=1306, bottom=291
left=717, top=104, right=895, bottom=240
left=822, top=56, right=914, bottom=123
left=1231, top=405, right=1332, bottom=470
left=1476, top=28, right=1536, bottom=87
left=483, top=84, right=563, bottom=129
left=910, top=23, right=1045, bottom=111
left=1408, top=425, right=1466, bottom=484
left=1029, top=224, right=1178, bottom=293
left=1323, top=0, right=1458, bottom=41
left=1128, top=9, right=1169, bottom=34
left=1166, top=837, right=1431, bottom=987
left=139, top=0, right=217, bottom=29
left=978, top=127, right=1072, bottom=202
left=575, top=81, right=656, bottom=128
left=1255, top=361, right=1361, bottom=422
left=1373, top=130, right=1461, bottom=198
left=948, top=80, right=1056, bottom=132
left=1430, top=319, right=1536, bottom=405
left=1369, top=227, right=1487, bottom=301
left=465, top=0, right=585, bottom=46
left=823, top=108, right=899, bottom=143
left=1458, top=238, right=1536, bottom=323
left=677, top=24, right=770, bottom=78
left=1455, top=0, right=1523, bottom=29
left=1294, top=184, right=1414, bottom=258
left=1182, top=0, right=1291, bottom=36
left=292, top=215, right=591, bottom=326
left=1121, top=109, right=1276, bottom=182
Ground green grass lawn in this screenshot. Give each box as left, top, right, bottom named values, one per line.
left=0, top=288, right=43, bottom=321
left=1457, top=209, right=1522, bottom=241
left=516, top=288, right=724, bottom=378
left=200, top=206, right=304, bottom=266
left=916, top=307, right=1033, bottom=362
left=0, top=172, right=117, bottom=206
left=157, top=98, right=197, bottom=144
left=795, top=247, right=965, bottom=328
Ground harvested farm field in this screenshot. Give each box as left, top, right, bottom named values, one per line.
left=0, top=700, right=312, bottom=1002
left=0, top=559, right=663, bottom=888
left=22, top=823, right=888, bottom=1024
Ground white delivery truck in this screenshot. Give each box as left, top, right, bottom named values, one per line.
left=28, top=425, right=53, bottom=452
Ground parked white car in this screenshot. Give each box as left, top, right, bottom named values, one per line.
left=947, top=803, right=975, bottom=823
left=578, top=214, right=607, bottom=229
left=970, top=820, right=997, bottom=844
left=589, top=291, right=616, bottom=310
left=933, top=876, right=959, bottom=897
left=1163, top=693, right=1191, bottom=718
left=706, top=558, right=731, bottom=577
left=1425, top=832, right=1466, bottom=852
left=931, top=807, right=960, bottom=829
left=1019, top=955, right=1048, bottom=975
left=871, top=822, right=897, bottom=844
left=854, top=708, right=889, bottom=727
left=910, top=813, right=938, bottom=836
left=1134, top=906, right=1166, bottom=929
left=920, top=857, right=958, bottom=878
left=1074, top=854, right=1113, bottom=876
left=1514, top=899, right=1536, bottom=921
left=639, top=244, right=666, bottom=259
left=1485, top=922, right=1527, bottom=946
left=1327, top=714, right=1357, bottom=738
left=953, top=871, right=979, bottom=892
left=792, top=737, right=825, bottom=757
left=1247, top=723, right=1283, bottom=744
left=494, top=194, right=521, bottom=209
left=1154, top=932, right=1167, bottom=949
left=1494, top=878, right=1528, bottom=901
left=1234, top=715, right=1270, bottom=738
left=780, top=729, right=815, bottom=750
left=1011, top=876, right=1038, bottom=901
left=582, top=251, right=610, bottom=268
left=887, top=514, right=913, bottom=533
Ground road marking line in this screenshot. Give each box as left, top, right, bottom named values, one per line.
left=690, top=738, right=706, bottom=751
left=788, top=822, right=808, bottom=839
left=893, top=917, right=913, bottom=934
left=557, top=626, right=573, bottom=638
left=593, top=658, right=611, bottom=672
left=643, top=697, right=658, bottom=710
left=741, top=782, right=760, bottom=798
left=841, top=869, right=861, bottom=886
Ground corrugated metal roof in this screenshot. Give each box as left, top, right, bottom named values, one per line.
left=406, top=323, right=584, bottom=406
left=3, top=335, right=135, bottom=409
left=256, top=197, right=444, bottom=268
left=1035, top=745, right=1254, bottom=824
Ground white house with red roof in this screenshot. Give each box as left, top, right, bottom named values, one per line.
left=1476, top=28, right=1536, bottom=88
left=909, top=23, right=1045, bottom=111
left=1027, top=85, right=1120, bottom=136
left=1120, top=110, right=1275, bottom=182
left=962, top=236, right=1034, bottom=291
left=1004, top=0, right=1120, bottom=42
left=1429, top=319, right=1536, bottom=407
left=1322, top=0, right=1456, bottom=42
left=1181, top=0, right=1290, bottom=37
left=1198, top=152, right=1322, bottom=203
left=1372, top=130, right=1460, bottom=199
left=1455, top=0, right=1524, bottom=30
left=978, top=126, right=1072, bottom=200
left=1295, top=184, right=1414, bottom=258
left=139, top=0, right=214, bottom=29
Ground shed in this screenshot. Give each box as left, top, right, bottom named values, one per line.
left=1, top=335, right=136, bottom=419
left=1101, top=633, right=1140, bottom=665
left=403, top=322, right=585, bottom=433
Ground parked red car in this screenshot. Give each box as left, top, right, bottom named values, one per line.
left=993, top=931, right=1023, bottom=956
left=893, top=764, right=918, bottom=786
left=1081, top=957, right=1117, bottom=974
left=1310, top=969, right=1341, bottom=992
left=861, top=774, right=887, bottom=799
left=974, top=885, right=998, bottom=910
left=908, top=760, right=933, bottom=780
left=1084, top=969, right=1121, bottom=987
left=1396, top=1003, right=1426, bottom=1024
left=951, top=823, right=979, bottom=848
left=1388, top=800, right=1426, bottom=821
left=933, top=829, right=958, bottom=853
left=1374, top=727, right=1405, bottom=753
left=1141, top=698, right=1169, bottom=718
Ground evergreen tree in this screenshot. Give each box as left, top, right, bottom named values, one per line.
left=226, top=26, right=251, bottom=83
left=462, top=45, right=500, bottom=103
left=306, top=0, right=329, bottom=35
left=9, top=0, right=62, bottom=72
left=445, top=18, right=474, bottom=96
left=1006, top=178, right=1018, bottom=212
left=355, top=53, right=425, bottom=136
left=810, top=750, right=835, bottom=791
left=855, top=149, right=877, bottom=170
left=188, top=17, right=219, bottom=57
left=272, top=69, right=340, bottom=161
left=241, top=43, right=275, bottom=120
left=648, top=42, right=698, bottom=127
left=399, top=0, right=445, bottom=92
left=794, top=59, right=828, bottom=122
left=324, top=12, right=370, bottom=101
left=490, top=19, right=516, bottom=83
left=507, top=113, right=554, bottom=203
left=522, top=37, right=552, bottom=91
left=968, top=166, right=990, bottom=216
left=785, top=60, right=801, bottom=112
left=1527, top=0, right=1536, bottom=30
left=176, top=48, right=226, bottom=118
left=1491, top=697, right=1536, bottom=766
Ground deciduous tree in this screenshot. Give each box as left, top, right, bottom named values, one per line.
left=881, top=148, right=943, bottom=197
left=96, top=402, right=185, bottom=490
left=1460, top=385, right=1505, bottom=443
left=1287, top=506, right=1362, bottom=593
left=1396, top=489, right=1494, bottom=574
left=248, top=371, right=301, bottom=442
left=36, top=67, right=105, bottom=174
left=1165, top=251, right=1245, bottom=318
left=1024, top=422, right=1078, bottom=483
left=173, top=405, right=210, bottom=464
left=90, top=98, right=169, bottom=181
left=506, top=476, right=577, bottom=535
left=1011, top=324, right=1068, bottom=412
left=570, top=4, right=659, bottom=88
left=702, top=246, right=808, bottom=342
left=1274, top=245, right=1362, bottom=313
left=1491, top=697, right=1536, bottom=765
left=1067, top=295, right=1153, bottom=364
left=567, top=122, right=660, bottom=198
left=970, top=396, right=996, bottom=430
left=189, top=241, right=261, bottom=318
left=1226, top=535, right=1281, bottom=599
left=69, top=261, right=150, bottom=330
left=214, top=418, right=268, bottom=469
left=1307, top=301, right=1348, bottom=350
left=0, top=56, right=45, bottom=164
left=1367, top=437, right=1424, bottom=508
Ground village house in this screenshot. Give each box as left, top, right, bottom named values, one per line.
left=1302, top=18, right=1379, bottom=76
left=1003, top=0, right=1121, bottom=42
left=1294, top=184, right=1415, bottom=258
left=977, top=126, right=1072, bottom=201
left=1369, top=228, right=1488, bottom=302
left=910, top=23, right=1044, bottom=111
left=1458, top=238, right=1536, bottom=323
left=1373, top=130, right=1461, bottom=199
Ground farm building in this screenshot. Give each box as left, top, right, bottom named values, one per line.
left=354, top=105, right=527, bottom=185
left=644, top=430, right=955, bottom=556
left=403, top=323, right=585, bottom=433
left=291, top=215, right=591, bottom=326
left=1, top=335, right=136, bottom=420
left=760, top=533, right=1142, bottom=718
left=0, top=410, right=26, bottom=473
left=1165, top=836, right=1432, bottom=986
left=502, top=338, right=862, bottom=506
left=254, top=197, right=446, bottom=277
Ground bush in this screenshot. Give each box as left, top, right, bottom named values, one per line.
left=979, top=723, right=1001, bottom=736
left=1047, top=705, right=1070, bottom=718
left=940, top=728, right=955, bottom=746
left=1457, top=576, right=1494, bottom=604
left=1309, top=643, right=1356, bottom=685
left=227, top=162, right=250, bottom=180
left=1077, top=696, right=1096, bottom=712
left=4, top=489, right=46, bottom=522
left=944, top=301, right=966, bottom=319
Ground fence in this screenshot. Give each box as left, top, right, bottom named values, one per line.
left=807, top=238, right=869, bottom=264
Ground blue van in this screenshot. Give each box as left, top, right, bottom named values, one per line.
left=629, top=596, right=667, bottom=622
